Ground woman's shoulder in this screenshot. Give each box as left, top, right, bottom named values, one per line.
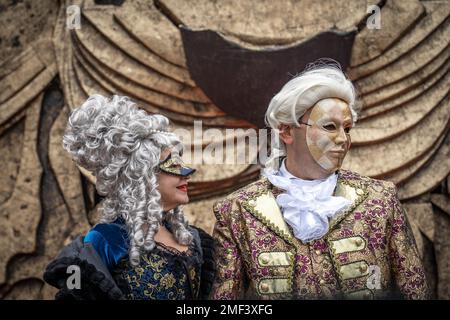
left=84, top=222, right=128, bottom=251
left=188, top=226, right=214, bottom=254
left=84, top=221, right=129, bottom=271
left=188, top=225, right=216, bottom=299
left=185, top=226, right=214, bottom=266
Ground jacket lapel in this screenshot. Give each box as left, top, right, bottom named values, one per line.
left=328, top=172, right=368, bottom=231
left=241, top=178, right=296, bottom=245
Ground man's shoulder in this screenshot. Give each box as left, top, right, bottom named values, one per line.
left=213, top=176, right=271, bottom=212
left=339, top=169, right=397, bottom=195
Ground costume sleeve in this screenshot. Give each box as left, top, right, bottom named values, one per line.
left=43, top=235, right=125, bottom=300
left=388, top=184, right=430, bottom=300
left=83, top=223, right=128, bottom=272
left=210, top=198, right=245, bottom=300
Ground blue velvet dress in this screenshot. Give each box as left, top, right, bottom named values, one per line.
left=83, top=218, right=202, bottom=300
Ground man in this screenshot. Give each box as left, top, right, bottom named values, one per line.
left=210, top=61, right=429, bottom=300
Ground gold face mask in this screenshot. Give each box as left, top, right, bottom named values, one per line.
left=305, top=98, right=353, bottom=172
left=158, top=153, right=196, bottom=177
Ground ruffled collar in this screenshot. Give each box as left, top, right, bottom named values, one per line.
left=263, top=160, right=351, bottom=242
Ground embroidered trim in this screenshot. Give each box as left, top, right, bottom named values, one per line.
left=242, top=191, right=296, bottom=247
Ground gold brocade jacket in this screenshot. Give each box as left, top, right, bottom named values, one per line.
left=210, top=170, right=429, bottom=300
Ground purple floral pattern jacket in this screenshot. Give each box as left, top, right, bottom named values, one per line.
left=210, top=170, right=429, bottom=300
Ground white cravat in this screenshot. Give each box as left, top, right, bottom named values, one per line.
left=263, top=160, right=351, bottom=242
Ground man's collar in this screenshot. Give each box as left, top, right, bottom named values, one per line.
left=241, top=171, right=368, bottom=244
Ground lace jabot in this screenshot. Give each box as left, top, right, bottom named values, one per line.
left=263, top=161, right=351, bottom=242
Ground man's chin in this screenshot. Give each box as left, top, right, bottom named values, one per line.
left=321, top=163, right=341, bottom=174
left=327, top=155, right=345, bottom=170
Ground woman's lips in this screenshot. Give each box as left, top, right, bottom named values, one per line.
left=176, top=185, right=188, bottom=193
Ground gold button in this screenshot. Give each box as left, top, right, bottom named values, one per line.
left=260, top=283, right=269, bottom=292
left=315, top=250, right=321, bottom=255
left=359, top=264, right=368, bottom=272
left=355, top=238, right=363, bottom=246
left=261, top=256, right=270, bottom=265
left=319, top=279, right=325, bottom=285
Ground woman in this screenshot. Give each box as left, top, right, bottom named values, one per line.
left=44, top=95, right=215, bottom=300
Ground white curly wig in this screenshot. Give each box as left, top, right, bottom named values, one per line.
left=264, top=58, right=360, bottom=172
left=63, top=94, right=193, bottom=266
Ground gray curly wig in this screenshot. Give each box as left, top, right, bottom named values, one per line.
left=63, top=94, right=193, bottom=266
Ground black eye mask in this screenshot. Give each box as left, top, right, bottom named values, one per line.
left=158, top=154, right=196, bottom=177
